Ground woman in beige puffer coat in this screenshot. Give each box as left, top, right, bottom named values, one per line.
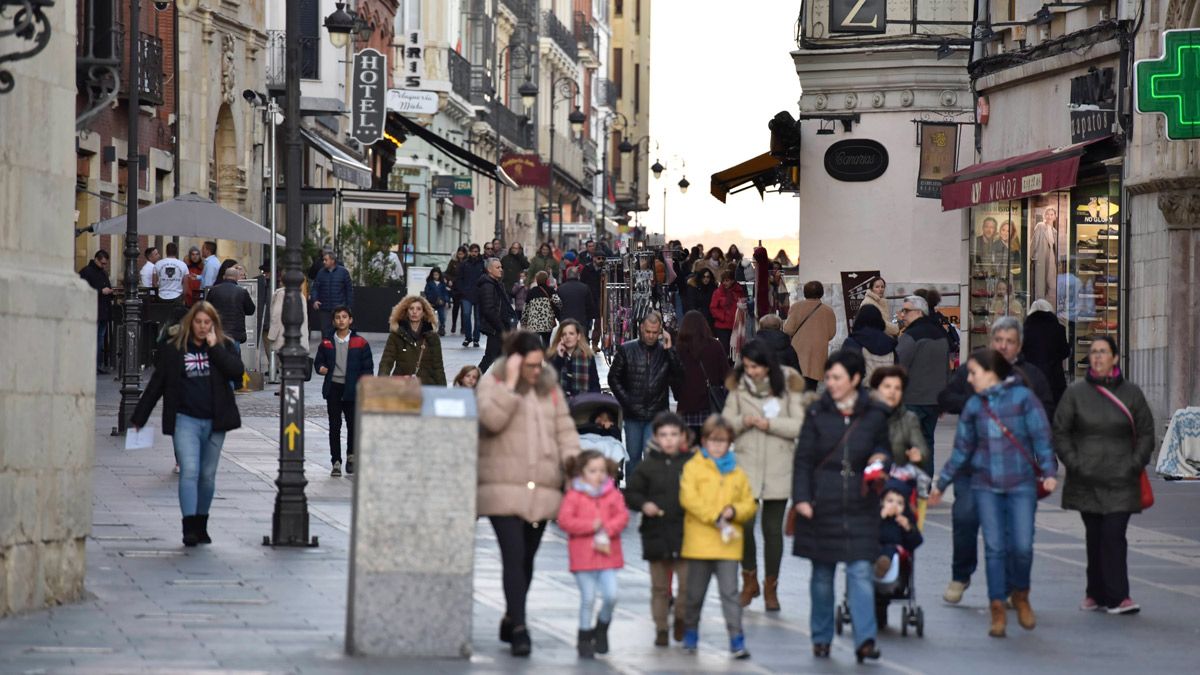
left=476, top=330, right=580, bottom=656
left=860, top=277, right=899, bottom=337
left=721, top=338, right=813, bottom=612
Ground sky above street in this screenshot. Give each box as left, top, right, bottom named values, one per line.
left=645, top=1, right=802, bottom=257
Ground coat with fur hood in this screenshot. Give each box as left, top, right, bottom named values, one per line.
left=860, top=290, right=899, bottom=337
left=722, top=367, right=812, bottom=500
left=378, top=296, right=446, bottom=385
left=476, top=361, right=581, bottom=523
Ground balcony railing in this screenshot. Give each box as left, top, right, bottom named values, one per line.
left=542, top=11, right=578, bottom=62
left=583, top=138, right=597, bottom=168
left=595, top=78, right=617, bottom=108
left=574, top=12, right=599, bottom=63
left=448, top=48, right=473, bottom=102
left=491, top=101, right=532, bottom=148
left=500, top=0, right=538, bottom=25
left=470, top=65, right=494, bottom=106
left=265, top=30, right=320, bottom=92
left=113, top=26, right=164, bottom=106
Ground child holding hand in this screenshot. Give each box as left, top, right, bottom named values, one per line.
left=557, top=450, right=629, bottom=659
left=679, top=415, right=757, bottom=659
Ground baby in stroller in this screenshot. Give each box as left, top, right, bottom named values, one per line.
left=572, top=394, right=630, bottom=478
left=875, top=478, right=924, bottom=592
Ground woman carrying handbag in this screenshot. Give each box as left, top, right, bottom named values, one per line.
left=379, top=296, right=446, bottom=385
left=1052, top=335, right=1154, bottom=615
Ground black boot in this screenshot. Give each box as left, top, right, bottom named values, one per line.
left=593, top=620, right=610, bottom=655
left=510, top=625, right=531, bottom=657
left=195, top=515, right=212, bottom=544
left=181, top=516, right=199, bottom=547
left=499, top=615, right=513, bottom=643
left=577, top=629, right=595, bottom=659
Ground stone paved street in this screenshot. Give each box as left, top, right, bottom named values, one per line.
left=3, top=336, right=1199, bottom=674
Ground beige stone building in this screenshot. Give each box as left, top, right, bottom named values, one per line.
left=609, top=0, right=651, bottom=217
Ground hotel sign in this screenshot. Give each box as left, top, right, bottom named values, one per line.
left=351, top=49, right=386, bottom=146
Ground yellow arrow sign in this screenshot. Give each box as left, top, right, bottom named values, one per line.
left=284, top=422, right=301, bottom=451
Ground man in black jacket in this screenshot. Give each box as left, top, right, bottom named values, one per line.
left=206, top=266, right=256, bottom=355
left=80, top=250, right=114, bottom=373
left=476, top=258, right=514, bottom=372
left=557, top=266, right=596, bottom=333
left=936, top=314, right=1053, bottom=606
left=755, top=314, right=803, bottom=373
left=607, top=312, right=684, bottom=476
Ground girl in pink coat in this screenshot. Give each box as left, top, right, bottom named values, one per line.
left=558, top=449, right=630, bottom=659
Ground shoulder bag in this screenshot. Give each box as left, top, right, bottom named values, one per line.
left=696, top=353, right=727, bottom=413
left=1091, top=384, right=1154, bottom=510
left=786, top=417, right=863, bottom=536
left=981, top=401, right=1051, bottom=499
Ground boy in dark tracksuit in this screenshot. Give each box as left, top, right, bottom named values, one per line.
left=313, top=306, right=373, bottom=477
left=876, top=479, right=924, bottom=581
left=623, top=411, right=691, bottom=647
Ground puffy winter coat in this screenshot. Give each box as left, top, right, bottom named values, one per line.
left=723, top=368, right=810, bottom=500
left=205, top=280, right=255, bottom=343
left=709, top=282, right=746, bottom=330
left=313, top=331, right=374, bottom=401
left=557, top=479, right=629, bottom=572
left=310, top=264, right=353, bottom=309
left=684, top=278, right=716, bottom=325
left=521, top=284, right=560, bottom=333
left=755, top=328, right=803, bottom=374
left=475, top=362, right=580, bottom=522
left=526, top=253, right=560, bottom=284
left=842, top=327, right=897, bottom=384
left=378, top=299, right=445, bottom=385
left=679, top=451, right=757, bottom=561
left=624, top=443, right=689, bottom=560
left=1053, top=371, right=1155, bottom=514
left=792, top=389, right=891, bottom=563
left=885, top=403, right=929, bottom=467
left=860, top=290, right=899, bottom=337
left=606, top=339, right=684, bottom=421
left=477, top=274, right=515, bottom=336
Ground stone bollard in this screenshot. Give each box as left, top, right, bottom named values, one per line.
left=346, top=377, right=478, bottom=658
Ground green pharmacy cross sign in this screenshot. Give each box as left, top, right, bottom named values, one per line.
left=1136, top=29, right=1200, bottom=141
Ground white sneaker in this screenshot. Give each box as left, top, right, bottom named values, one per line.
left=1106, top=598, right=1140, bottom=615
left=173, top=463, right=180, bottom=475
left=943, top=580, right=969, bottom=604
left=331, top=461, right=343, bottom=478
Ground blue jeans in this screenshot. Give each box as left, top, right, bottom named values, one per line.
left=974, top=487, right=1037, bottom=601
left=575, top=568, right=618, bottom=629
left=810, top=560, right=876, bottom=648
left=623, top=418, right=654, bottom=476
left=173, top=413, right=226, bottom=517
left=906, top=404, right=939, bottom=475
left=951, top=473, right=979, bottom=583
left=96, top=322, right=107, bottom=368
left=460, top=299, right=479, bottom=342
left=434, top=304, right=445, bottom=331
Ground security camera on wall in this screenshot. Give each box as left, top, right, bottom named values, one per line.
left=153, top=1, right=170, bottom=11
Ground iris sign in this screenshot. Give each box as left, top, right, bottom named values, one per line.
left=1135, top=29, right=1200, bottom=141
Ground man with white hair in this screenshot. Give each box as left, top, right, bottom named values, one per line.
left=896, top=294, right=950, bottom=474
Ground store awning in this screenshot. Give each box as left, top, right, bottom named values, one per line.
left=388, top=113, right=519, bottom=189
left=710, top=153, right=781, bottom=203
left=339, top=188, right=409, bottom=210
left=940, top=137, right=1111, bottom=211
left=300, top=128, right=373, bottom=188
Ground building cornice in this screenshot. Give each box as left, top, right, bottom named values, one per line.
left=795, top=46, right=970, bottom=114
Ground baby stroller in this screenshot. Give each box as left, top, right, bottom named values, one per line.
left=836, top=471, right=926, bottom=638
left=569, top=393, right=629, bottom=480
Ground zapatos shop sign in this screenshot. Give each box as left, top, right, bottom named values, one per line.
left=823, top=139, right=889, bottom=182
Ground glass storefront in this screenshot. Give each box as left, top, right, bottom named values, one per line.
left=967, top=175, right=1122, bottom=382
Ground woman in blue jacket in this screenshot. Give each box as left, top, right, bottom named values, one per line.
left=422, top=267, right=451, bottom=336
left=931, top=348, right=1058, bottom=638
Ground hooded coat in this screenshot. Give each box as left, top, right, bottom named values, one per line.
left=860, top=290, right=899, bottom=337
left=378, top=297, right=446, bottom=385
left=842, top=324, right=898, bottom=384
left=475, top=361, right=581, bottom=523
left=723, top=368, right=811, bottom=500
left=679, top=451, right=757, bottom=561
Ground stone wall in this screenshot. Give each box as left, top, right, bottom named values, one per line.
left=0, top=0, right=96, bottom=616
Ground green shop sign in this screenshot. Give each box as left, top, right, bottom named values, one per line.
left=431, top=175, right=472, bottom=199
left=1135, top=29, right=1200, bottom=141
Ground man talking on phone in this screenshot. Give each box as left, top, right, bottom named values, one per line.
left=607, top=312, right=684, bottom=476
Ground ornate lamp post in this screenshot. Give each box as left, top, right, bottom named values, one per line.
left=598, top=110, right=629, bottom=235
left=547, top=75, right=584, bottom=245
left=493, top=42, right=537, bottom=243
left=0, top=0, right=55, bottom=95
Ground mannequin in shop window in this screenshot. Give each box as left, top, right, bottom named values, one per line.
left=1030, top=207, right=1059, bottom=307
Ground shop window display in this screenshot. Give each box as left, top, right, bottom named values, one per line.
left=968, top=200, right=1026, bottom=345
left=1067, top=182, right=1120, bottom=375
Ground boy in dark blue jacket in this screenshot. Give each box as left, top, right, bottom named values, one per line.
left=875, top=479, right=924, bottom=582
left=313, top=306, right=374, bottom=476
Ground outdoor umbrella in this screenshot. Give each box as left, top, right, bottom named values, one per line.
left=91, top=192, right=285, bottom=246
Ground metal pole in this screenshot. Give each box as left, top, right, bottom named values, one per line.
left=599, top=117, right=607, bottom=240
left=268, top=0, right=314, bottom=547
left=549, top=108, right=556, bottom=247
left=663, top=184, right=667, bottom=242
left=268, top=100, right=278, bottom=383
left=118, top=0, right=144, bottom=434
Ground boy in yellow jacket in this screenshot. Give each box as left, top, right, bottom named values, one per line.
left=679, top=415, right=757, bottom=659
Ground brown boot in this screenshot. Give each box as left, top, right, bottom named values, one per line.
left=1012, top=589, right=1036, bottom=630
left=763, top=576, right=780, bottom=612
left=739, top=570, right=760, bottom=607
left=989, top=600, right=1007, bottom=638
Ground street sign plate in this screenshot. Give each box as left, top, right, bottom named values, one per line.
left=1135, top=29, right=1200, bottom=141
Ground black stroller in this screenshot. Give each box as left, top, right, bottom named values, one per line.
left=568, top=393, right=629, bottom=479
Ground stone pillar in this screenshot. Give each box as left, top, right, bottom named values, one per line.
left=0, top=1, right=96, bottom=615
left=346, top=379, right=478, bottom=658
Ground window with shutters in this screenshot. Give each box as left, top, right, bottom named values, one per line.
left=613, top=48, right=623, bottom=98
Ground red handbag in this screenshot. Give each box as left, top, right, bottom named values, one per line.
left=1092, top=385, right=1154, bottom=510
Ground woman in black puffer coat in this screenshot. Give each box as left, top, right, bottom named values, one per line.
left=792, top=349, right=891, bottom=664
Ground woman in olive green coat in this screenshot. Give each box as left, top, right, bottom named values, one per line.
left=869, top=365, right=929, bottom=468
left=379, top=295, right=446, bottom=385
left=1052, top=335, right=1153, bottom=615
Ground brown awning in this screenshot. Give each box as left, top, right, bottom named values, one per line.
left=710, top=153, right=781, bottom=203
left=940, top=136, right=1111, bottom=210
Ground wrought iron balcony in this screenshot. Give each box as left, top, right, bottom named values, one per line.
left=542, top=11, right=578, bottom=62
left=111, top=25, right=163, bottom=106
left=499, top=0, right=538, bottom=25
left=470, top=65, right=494, bottom=106
left=574, top=12, right=599, bottom=67
left=265, top=30, right=319, bottom=92
left=595, top=78, right=617, bottom=108
left=491, top=101, right=532, bottom=149
left=447, top=48, right=472, bottom=102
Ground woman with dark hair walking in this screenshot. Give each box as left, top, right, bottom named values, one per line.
left=672, top=310, right=729, bottom=438
left=131, top=301, right=245, bottom=546
left=842, top=304, right=897, bottom=383
left=476, top=331, right=581, bottom=656
left=1053, top=335, right=1153, bottom=615
left=792, top=349, right=891, bottom=663
left=723, top=339, right=808, bottom=612
left=931, top=348, right=1058, bottom=637
left=521, top=271, right=561, bottom=347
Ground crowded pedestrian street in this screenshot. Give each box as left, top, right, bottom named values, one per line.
left=4, top=0, right=1200, bottom=673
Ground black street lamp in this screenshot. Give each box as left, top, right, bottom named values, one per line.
left=493, top=41, right=537, bottom=243
left=678, top=176, right=690, bottom=194
left=650, top=159, right=664, bottom=179
left=547, top=75, right=584, bottom=245
left=323, top=2, right=355, bottom=48
left=598, top=111, right=629, bottom=233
